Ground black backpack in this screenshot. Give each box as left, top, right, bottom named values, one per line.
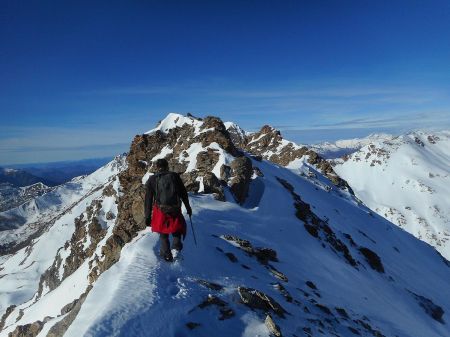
left=154, top=172, right=181, bottom=216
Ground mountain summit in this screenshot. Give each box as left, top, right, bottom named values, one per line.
left=1, top=114, right=449, bottom=337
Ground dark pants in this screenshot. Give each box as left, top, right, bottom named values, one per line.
left=159, top=232, right=183, bottom=257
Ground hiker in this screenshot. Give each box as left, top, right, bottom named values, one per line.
left=144, top=158, right=192, bottom=262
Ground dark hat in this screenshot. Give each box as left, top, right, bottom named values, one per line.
left=155, top=158, right=169, bottom=172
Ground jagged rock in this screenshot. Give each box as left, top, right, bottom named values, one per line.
left=102, top=183, right=116, bottom=197
left=186, top=322, right=201, bottom=330
left=273, top=283, right=293, bottom=303
left=202, top=172, right=225, bottom=201
left=225, top=252, right=238, bottom=263
left=409, top=291, right=445, bottom=323
left=315, top=303, right=332, bottom=315
left=47, top=286, right=92, bottom=337
left=254, top=247, right=278, bottom=264
left=230, top=156, right=253, bottom=204
left=277, top=177, right=357, bottom=267
left=197, top=295, right=235, bottom=320
left=265, top=314, right=283, bottom=337
left=7, top=321, right=44, bottom=337
left=196, top=279, right=224, bottom=291
left=243, top=125, right=352, bottom=191
left=335, top=307, right=349, bottom=319
left=219, top=164, right=232, bottom=181
left=0, top=304, right=16, bottom=331
left=222, top=235, right=279, bottom=265
left=181, top=171, right=200, bottom=192
left=196, top=150, right=220, bottom=174
left=305, top=281, right=317, bottom=290
left=105, top=211, right=116, bottom=220
left=359, top=247, right=384, bottom=273
left=267, top=265, right=288, bottom=282
left=238, top=286, right=287, bottom=318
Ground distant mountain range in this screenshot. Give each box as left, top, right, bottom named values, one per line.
left=0, top=157, right=114, bottom=214
left=9, top=157, right=114, bottom=185
left=0, top=167, right=56, bottom=187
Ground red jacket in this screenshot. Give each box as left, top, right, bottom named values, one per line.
left=150, top=204, right=187, bottom=235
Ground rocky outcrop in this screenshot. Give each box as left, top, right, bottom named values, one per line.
left=240, top=125, right=352, bottom=191
left=238, top=286, right=287, bottom=318
left=7, top=320, right=44, bottom=337
left=229, top=157, right=253, bottom=204
left=46, top=287, right=92, bottom=337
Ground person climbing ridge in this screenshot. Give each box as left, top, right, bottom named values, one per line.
left=144, top=158, right=192, bottom=262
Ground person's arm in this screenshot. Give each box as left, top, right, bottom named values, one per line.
left=176, top=173, right=192, bottom=216
left=144, top=178, right=154, bottom=226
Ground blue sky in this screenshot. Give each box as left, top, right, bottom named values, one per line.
left=1, top=0, right=450, bottom=165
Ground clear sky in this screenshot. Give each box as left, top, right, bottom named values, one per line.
left=1, top=0, right=450, bottom=165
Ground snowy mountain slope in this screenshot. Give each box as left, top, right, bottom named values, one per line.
left=332, top=130, right=450, bottom=260
left=0, top=182, right=53, bottom=214
left=1, top=114, right=449, bottom=337
left=310, top=133, right=395, bottom=159
left=0, top=156, right=126, bottom=335
left=0, top=157, right=125, bottom=249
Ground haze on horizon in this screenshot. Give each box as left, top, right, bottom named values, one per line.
left=1, top=0, right=450, bottom=165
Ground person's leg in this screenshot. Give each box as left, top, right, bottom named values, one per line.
left=159, top=233, right=172, bottom=260
left=172, top=232, right=183, bottom=251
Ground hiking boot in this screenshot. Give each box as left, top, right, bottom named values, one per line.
left=163, top=252, right=173, bottom=262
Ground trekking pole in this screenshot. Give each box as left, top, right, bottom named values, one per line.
left=189, top=215, right=198, bottom=246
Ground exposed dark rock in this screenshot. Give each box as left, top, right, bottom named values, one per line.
left=409, top=291, right=445, bottom=323
left=0, top=304, right=16, bottom=331
left=335, top=307, right=349, bottom=319
left=196, top=279, right=224, bottom=291
left=229, top=156, right=253, bottom=204
left=222, top=235, right=279, bottom=266
left=186, top=322, right=201, bottom=330
left=198, top=295, right=228, bottom=309
left=7, top=321, right=44, bottom=337
left=225, top=252, right=238, bottom=263
left=315, top=303, right=332, bottom=315
left=102, top=183, right=116, bottom=197
left=267, top=265, right=288, bottom=282
left=414, top=137, right=425, bottom=147
left=427, top=135, right=440, bottom=144
left=238, top=286, right=287, bottom=318
left=197, top=295, right=235, bottom=320
left=276, top=177, right=357, bottom=267
left=305, top=281, right=317, bottom=290
left=273, top=283, right=293, bottom=303
left=265, top=314, right=283, bottom=337
left=254, top=247, right=278, bottom=264
left=348, top=326, right=361, bottom=335
left=219, top=307, right=235, bottom=320
left=202, top=172, right=225, bottom=201
left=47, top=286, right=92, bottom=337
left=359, top=247, right=384, bottom=273
left=105, top=211, right=116, bottom=220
